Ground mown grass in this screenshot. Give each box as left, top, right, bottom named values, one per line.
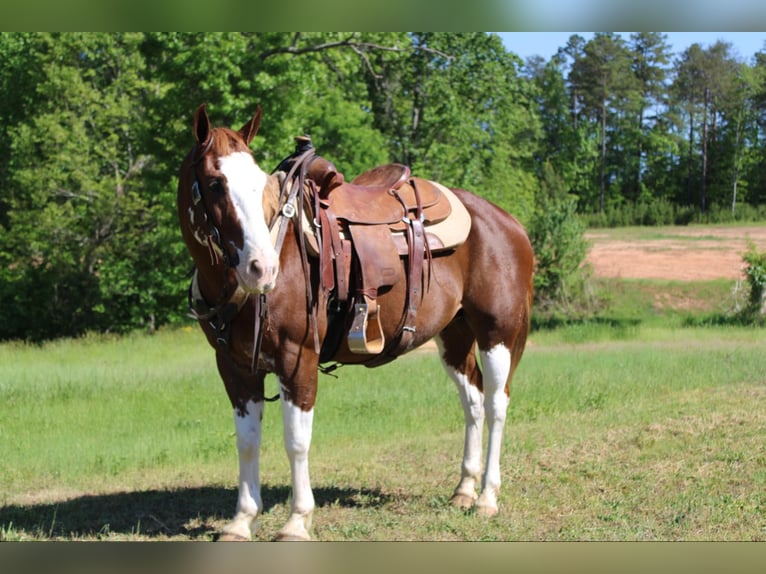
left=1, top=316, right=764, bottom=541
left=584, top=222, right=765, bottom=243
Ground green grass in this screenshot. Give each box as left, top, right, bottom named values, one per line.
left=1, top=319, right=764, bottom=541
left=585, top=222, right=765, bottom=242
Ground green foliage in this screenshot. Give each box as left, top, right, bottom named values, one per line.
left=0, top=33, right=189, bottom=340
left=528, top=163, right=598, bottom=319
left=0, top=32, right=547, bottom=341
left=742, top=241, right=766, bottom=319
left=582, top=199, right=766, bottom=228
left=2, top=32, right=766, bottom=341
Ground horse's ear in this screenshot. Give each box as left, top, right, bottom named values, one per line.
left=194, top=103, right=212, bottom=146
left=239, top=105, right=262, bottom=146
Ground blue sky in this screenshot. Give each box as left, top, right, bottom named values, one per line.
left=497, top=32, right=766, bottom=64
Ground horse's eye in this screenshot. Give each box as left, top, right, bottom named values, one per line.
left=210, top=178, right=225, bottom=193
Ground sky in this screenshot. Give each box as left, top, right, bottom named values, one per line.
left=497, top=32, right=766, bottom=64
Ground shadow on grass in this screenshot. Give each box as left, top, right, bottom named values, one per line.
left=682, top=311, right=764, bottom=328
left=0, top=484, right=393, bottom=540
left=531, top=315, right=642, bottom=332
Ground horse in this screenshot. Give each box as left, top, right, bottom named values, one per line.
left=176, top=103, right=535, bottom=541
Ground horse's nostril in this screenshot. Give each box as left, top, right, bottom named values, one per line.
left=250, top=259, right=264, bottom=279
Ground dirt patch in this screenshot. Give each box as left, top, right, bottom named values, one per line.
left=585, top=225, right=766, bottom=281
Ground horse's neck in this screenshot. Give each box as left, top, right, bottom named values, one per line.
left=262, top=174, right=282, bottom=227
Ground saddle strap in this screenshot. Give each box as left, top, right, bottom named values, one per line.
left=273, top=148, right=322, bottom=354
left=392, top=180, right=428, bottom=353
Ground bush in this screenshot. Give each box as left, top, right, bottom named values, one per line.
left=580, top=199, right=766, bottom=228
left=742, top=241, right=766, bottom=320
left=529, top=164, right=602, bottom=320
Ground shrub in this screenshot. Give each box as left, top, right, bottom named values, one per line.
left=742, top=241, right=766, bottom=320
left=528, top=164, right=602, bottom=320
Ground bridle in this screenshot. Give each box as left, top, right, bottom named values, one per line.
left=185, top=140, right=270, bottom=384
left=188, top=141, right=241, bottom=270
left=185, top=136, right=323, bottom=388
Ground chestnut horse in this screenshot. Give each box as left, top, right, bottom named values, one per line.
left=177, top=104, right=534, bottom=541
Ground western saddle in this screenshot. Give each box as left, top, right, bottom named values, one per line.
left=272, top=136, right=471, bottom=364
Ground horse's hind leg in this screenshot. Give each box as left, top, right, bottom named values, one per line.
left=475, top=343, right=512, bottom=517
left=437, top=314, right=521, bottom=517
left=435, top=318, right=484, bottom=511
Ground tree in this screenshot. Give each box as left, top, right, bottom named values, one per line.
left=364, top=32, right=540, bottom=221
left=570, top=33, right=637, bottom=212
left=672, top=41, right=739, bottom=212
left=720, top=62, right=763, bottom=213
left=747, top=44, right=766, bottom=206
left=1, top=33, right=185, bottom=339
left=672, top=43, right=707, bottom=208
left=628, top=32, right=671, bottom=202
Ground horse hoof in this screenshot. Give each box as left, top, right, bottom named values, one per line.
left=450, top=493, right=477, bottom=510
left=475, top=504, right=499, bottom=518
left=217, top=532, right=251, bottom=542
left=273, top=532, right=311, bottom=542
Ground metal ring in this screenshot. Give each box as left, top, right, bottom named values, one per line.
left=281, top=203, right=296, bottom=218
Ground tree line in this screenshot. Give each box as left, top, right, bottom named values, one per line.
left=528, top=32, right=766, bottom=224
left=1, top=32, right=765, bottom=341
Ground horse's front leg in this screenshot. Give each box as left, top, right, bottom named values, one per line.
left=220, top=398, right=265, bottom=541
left=275, top=377, right=316, bottom=541
left=216, top=353, right=267, bottom=541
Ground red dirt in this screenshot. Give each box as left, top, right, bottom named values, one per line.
left=585, top=225, right=766, bottom=281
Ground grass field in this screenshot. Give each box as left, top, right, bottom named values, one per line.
left=2, top=324, right=764, bottom=541
left=1, top=225, right=765, bottom=541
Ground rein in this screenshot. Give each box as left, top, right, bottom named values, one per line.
left=270, top=139, right=323, bottom=355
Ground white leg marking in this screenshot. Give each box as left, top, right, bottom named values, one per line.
left=435, top=337, right=484, bottom=507
left=477, top=344, right=512, bottom=516
left=277, top=382, right=315, bottom=541
left=222, top=400, right=264, bottom=540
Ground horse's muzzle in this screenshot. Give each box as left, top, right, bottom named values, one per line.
left=237, top=251, right=279, bottom=294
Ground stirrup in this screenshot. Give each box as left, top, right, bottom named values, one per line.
left=348, top=297, right=385, bottom=354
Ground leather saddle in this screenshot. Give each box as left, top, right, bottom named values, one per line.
left=324, top=163, right=452, bottom=231
left=273, top=137, right=471, bottom=361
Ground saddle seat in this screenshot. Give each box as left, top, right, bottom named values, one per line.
left=308, top=159, right=452, bottom=231
left=291, top=158, right=469, bottom=255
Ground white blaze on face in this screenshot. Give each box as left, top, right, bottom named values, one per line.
left=218, top=151, right=279, bottom=293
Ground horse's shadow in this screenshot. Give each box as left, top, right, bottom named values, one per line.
left=0, top=484, right=392, bottom=540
